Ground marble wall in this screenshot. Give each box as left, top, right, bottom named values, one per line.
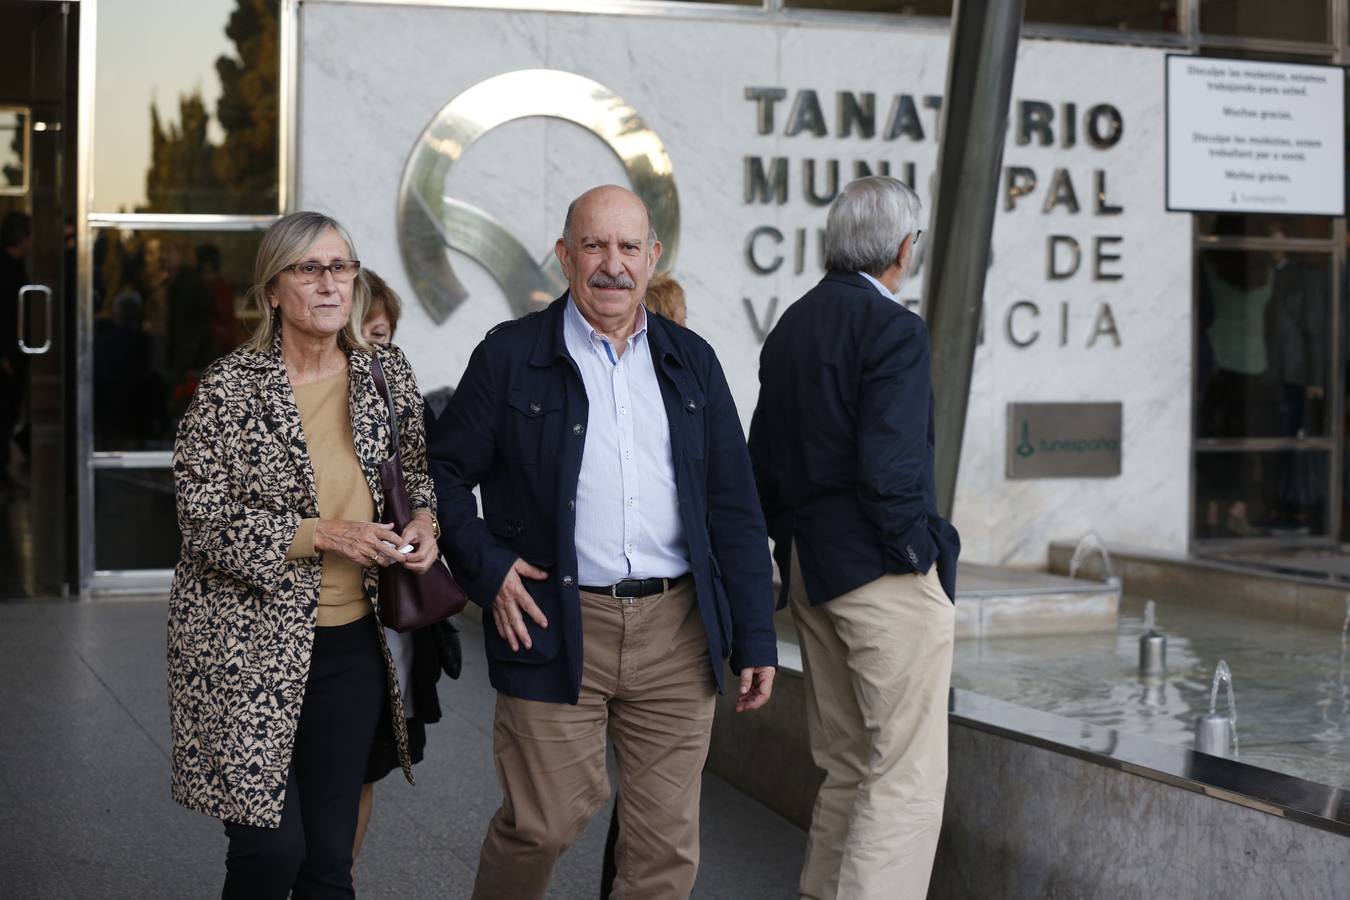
left=297, top=4, right=1192, bottom=567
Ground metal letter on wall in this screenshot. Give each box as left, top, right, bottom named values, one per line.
left=1006, top=402, right=1122, bottom=479
left=398, top=69, right=680, bottom=323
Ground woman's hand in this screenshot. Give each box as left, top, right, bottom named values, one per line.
left=398, top=513, right=439, bottom=575
left=313, top=520, right=408, bottom=569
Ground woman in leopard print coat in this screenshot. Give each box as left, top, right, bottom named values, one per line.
left=167, top=212, right=438, bottom=896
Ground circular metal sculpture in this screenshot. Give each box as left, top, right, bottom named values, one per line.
left=398, top=69, right=680, bottom=323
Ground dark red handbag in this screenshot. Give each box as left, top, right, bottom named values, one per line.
left=371, top=354, right=467, bottom=632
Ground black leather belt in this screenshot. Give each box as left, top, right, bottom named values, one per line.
left=579, top=575, right=685, bottom=598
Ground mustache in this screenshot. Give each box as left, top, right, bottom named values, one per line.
left=588, top=272, right=636, bottom=290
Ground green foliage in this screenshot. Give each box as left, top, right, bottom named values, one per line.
left=145, top=94, right=220, bottom=213
left=213, top=0, right=279, bottom=212
left=142, top=0, right=278, bottom=214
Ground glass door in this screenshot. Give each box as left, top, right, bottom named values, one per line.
left=0, top=0, right=76, bottom=598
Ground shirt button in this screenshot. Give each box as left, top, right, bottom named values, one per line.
left=573, top=423, right=585, bottom=435
left=562, top=575, right=575, bottom=587
left=620, top=406, right=627, bottom=415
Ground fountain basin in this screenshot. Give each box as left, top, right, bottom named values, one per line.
left=954, top=563, right=1119, bottom=638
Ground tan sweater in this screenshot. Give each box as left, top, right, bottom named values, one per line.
left=286, top=369, right=375, bottom=627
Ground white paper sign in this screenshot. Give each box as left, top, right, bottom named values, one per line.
left=1166, top=54, right=1344, bottom=216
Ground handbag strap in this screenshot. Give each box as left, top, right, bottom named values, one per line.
left=370, top=352, right=399, bottom=459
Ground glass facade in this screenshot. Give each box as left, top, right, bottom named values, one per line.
left=1196, top=249, right=1332, bottom=440
left=91, top=228, right=262, bottom=452
left=94, top=468, right=180, bottom=570
left=1200, top=0, right=1329, bottom=44
left=92, top=0, right=279, bottom=214
left=1195, top=449, right=1331, bottom=538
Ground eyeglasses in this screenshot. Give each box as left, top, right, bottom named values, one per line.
left=280, top=259, right=361, bottom=284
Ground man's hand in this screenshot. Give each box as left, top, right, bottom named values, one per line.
left=492, top=558, right=549, bottom=651
left=735, top=666, right=775, bottom=712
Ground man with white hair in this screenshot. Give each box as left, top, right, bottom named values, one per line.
left=748, top=175, right=960, bottom=900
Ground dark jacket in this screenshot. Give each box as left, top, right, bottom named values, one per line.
left=748, top=271, right=959, bottom=607
left=429, top=295, right=777, bottom=704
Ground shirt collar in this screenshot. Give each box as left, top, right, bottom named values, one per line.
left=565, top=293, right=648, bottom=351
left=858, top=271, right=897, bottom=300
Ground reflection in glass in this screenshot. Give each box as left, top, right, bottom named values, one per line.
left=93, top=0, right=279, bottom=213
left=1200, top=0, right=1328, bottom=44
left=1025, top=0, right=1177, bottom=31
left=1196, top=248, right=1330, bottom=439
left=0, top=109, right=28, bottom=194
left=783, top=0, right=950, bottom=13
left=92, top=228, right=263, bottom=451
left=95, top=469, right=180, bottom=570
left=1195, top=450, right=1329, bottom=539
left=1197, top=212, right=1330, bottom=239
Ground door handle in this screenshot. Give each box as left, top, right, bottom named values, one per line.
left=17, top=284, right=52, bottom=355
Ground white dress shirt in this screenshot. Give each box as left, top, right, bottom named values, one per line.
left=859, top=270, right=897, bottom=300
left=563, top=296, right=689, bottom=586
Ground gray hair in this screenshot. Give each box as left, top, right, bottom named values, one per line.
left=823, top=176, right=922, bottom=276
left=561, top=188, right=658, bottom=248
left=243, top=211, right=371, bottom=353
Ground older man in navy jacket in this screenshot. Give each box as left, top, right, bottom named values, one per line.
left=748, top=176, right=959, bottom=900
left=429, top=185, right=777, bottom=900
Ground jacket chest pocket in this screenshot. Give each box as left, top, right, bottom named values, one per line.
left=504, top=386, right=564, bottom=465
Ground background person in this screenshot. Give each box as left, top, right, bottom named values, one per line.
left=640, top=273, right=685, bottom=326
left=748, top=176, right=960, bottom=900
left=353, top=268, right=461, bottom=863
left=430, top=185, right=777, bottom=900
left=167, top=211, right=439, bottom=898
left=0, top=212, right=32, bottom=485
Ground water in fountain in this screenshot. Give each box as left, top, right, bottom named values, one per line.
left=1209, top=660, right=1239, bottom=757
left=1068, top=531, right=1115, bottom=581
left=1339, top=596, right=1350, bottom=701
left=1144, top=599, right=1156, bottom=633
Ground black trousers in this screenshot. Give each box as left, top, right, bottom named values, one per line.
left=222, top=615, right=386, bottom=900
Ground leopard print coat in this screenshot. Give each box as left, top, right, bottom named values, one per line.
left=167, top=335, right=435, bottom=828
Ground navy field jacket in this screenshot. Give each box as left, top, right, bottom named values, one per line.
left=748, top=271, right=960, bottom=608
left=429, top=295, right=777, bottom=704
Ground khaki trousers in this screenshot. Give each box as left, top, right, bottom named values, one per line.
left=471, top=578, right=716, bottom=900
left=790, top=545, right=955, bottom=900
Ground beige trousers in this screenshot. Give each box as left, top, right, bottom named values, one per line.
left=790, top=545, right=955, bottom=900
left=471, top=578, right=716, bottom=900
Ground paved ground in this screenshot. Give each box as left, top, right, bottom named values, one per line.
left=0, top=599, right=805, bottom=899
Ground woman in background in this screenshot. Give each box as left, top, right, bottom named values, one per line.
left=353, top=268, right=460, bottom=862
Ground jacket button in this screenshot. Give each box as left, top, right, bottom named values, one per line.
left=686, top=400, right=697, bottom=411
left=529, top=401, right=541, bottom=414
left=562, top=575, right=574, bottom=587
left=573, top=423, right=585, bottom=435
left=567, top=500, right=575, bottom=511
